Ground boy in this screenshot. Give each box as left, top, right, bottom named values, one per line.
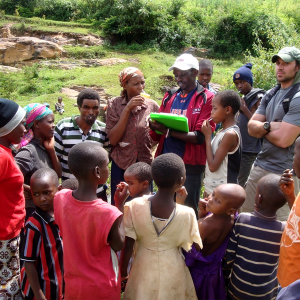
left=21, top=168, right=63, bottom=300
left=224, top=174, right=286, bottom=300
left=54, top=141, right=125, bottom=300
left=202, top=90, right=241, bottom=196
left=233, top=63, right=265, bottom=187
left=55, top=96, right=65, bottom=115
left=198, top=59, right=216, bottom=94
left=277, top=136, right=300, bottom=288
left=185, top=184, right=245, bottom=300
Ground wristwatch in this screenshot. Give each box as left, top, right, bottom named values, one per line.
left=263, top=122, right=271, bottom=132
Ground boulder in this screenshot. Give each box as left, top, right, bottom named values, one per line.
left=0, top=37, right=63, bottom=64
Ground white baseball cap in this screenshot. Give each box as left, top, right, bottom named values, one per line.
left=169, top=53, right=199, bottom=71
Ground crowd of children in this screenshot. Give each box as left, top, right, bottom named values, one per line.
left=2, top=49, right=300, bottom=300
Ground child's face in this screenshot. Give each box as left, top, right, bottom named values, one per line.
left=234, top=79, right=252, bottom=96
left=198, top=66, right=213, bottom=88
left=31, top=177, right=57, bottom=214
left=124, top=172, right=148, bottom=198
left=206, top=187, right=231, bottom=215
left=58, top=98, right=62, bottom=103
left=211, top=96, right=227, bottom=124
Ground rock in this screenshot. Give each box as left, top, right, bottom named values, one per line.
left=0, top=65, right=21, bottom=73
left=77, top=35, right=103, bottom=46
left=0, top=37, right=63, bottom=64
left=1, top=24, right=13, bottom=38
left=184, top=47, right=213, bottom=58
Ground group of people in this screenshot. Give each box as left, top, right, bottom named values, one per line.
left=1, top=46, right=300, bottom=300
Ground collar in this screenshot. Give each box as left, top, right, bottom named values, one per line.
left=71, top=115, right=97, bottom=133
left=253, top=210, right=277, bottom=222
left=30, top=137, right=46, bottom=149
left=35, top=207, right=54, bottom=224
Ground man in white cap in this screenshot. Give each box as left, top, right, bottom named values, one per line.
left=149, top=53, right=215, bottom=216
left=242, top=46, right=300, bottom=221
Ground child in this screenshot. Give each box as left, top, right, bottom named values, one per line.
left=58, top=177, right=79, bottom=191
left=53, top=141, right=125, bottom=300
left=120, top=153, right=202, bottom=300
left=223, top=174, right=287, bottom=300
left=184, top=183, right=245, bottom=300
left=20, top=168, right=63, bottom=300
left=55, top=97, right=65, bottom=115
left=233, top=63, right=265, bottom=187
left=202, top=90, right=241, bottom=197
left=198, top=59, right=216, bottom=94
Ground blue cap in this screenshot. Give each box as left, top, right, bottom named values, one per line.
left=233, top=63, right=253, bottom=86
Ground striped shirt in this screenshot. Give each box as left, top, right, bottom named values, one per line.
left=54, top=115, right=109, bottom=194
left=223, top=211, right=285, bottom=300
left=21, top=208, right=63, bottom=300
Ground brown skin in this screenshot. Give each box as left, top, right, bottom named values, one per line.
left=198, top=66, right=213, bottom=89
left=108, top=75, right=146, bottom=146
left=0, top=119, right=25, bottom=148
left=198, top=184, right=245, bottom=256
left=202, top=96, right=239, bottom=172
left=148, top=68, right=199, bottom=144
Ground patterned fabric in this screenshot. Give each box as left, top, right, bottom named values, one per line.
left=19, top=103, right=53, bottom=149
left=20, top=208, right=63, bottom=300
left=0, top=235, right=22, bottom=300
left=54, top=115, right=108, bottom=194
left=119, top=67, right=143, bottom=87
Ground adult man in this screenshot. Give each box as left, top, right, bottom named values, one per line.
left=242, top=47, right=300, bottom=221
left=149, top=53, right=215, bottom=216
left=233, top=63, right=265, bottom=187
left=55, top=88, right=109, bottom=200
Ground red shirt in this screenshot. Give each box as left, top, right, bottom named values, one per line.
left=0, top=144, right=25, bottom=240
left=54, top=189, right=123, bottom=300
left=150, top=84, right=215, bottom=166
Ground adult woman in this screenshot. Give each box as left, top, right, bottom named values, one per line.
left=0, top=98, right=26, bottom=299
left=106, top=67, right=159, bottom=203
left=15, top=103, right=62, bottom=219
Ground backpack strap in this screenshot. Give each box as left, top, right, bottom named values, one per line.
left=282, top=82, right=300, bottom=114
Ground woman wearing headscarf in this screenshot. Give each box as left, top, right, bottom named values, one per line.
left=0, top=98, right=26, bottom=299
left=106, top=67, right=159, bottom=203
left=15, top=103, right=62, bottom=219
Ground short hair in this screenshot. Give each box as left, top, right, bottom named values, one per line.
left=216, top=90, right=241, bottom=114
left=258, top=174, right=286, bottom=211
left=125, top=162, right=152, bottom=183
left=77, top=88, right=100, bottom=107
left=61, top=178, right=78, bottom=190
left=68, top=141, right=108, bottom=179
left=58, top=96, right=62, bottom=100
left=199, top=59, right=213, bottom=71
left=151, top=153, right=185, bottom=189
left=30, top=168, right=59, bottom=186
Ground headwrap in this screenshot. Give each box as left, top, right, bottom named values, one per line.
left=119, top=67, right=144, bottom=88
left=19, top=103, right=53, bottom=148
left=0, top=98, right=25, bottom=137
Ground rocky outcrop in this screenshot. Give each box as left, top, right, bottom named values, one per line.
left=0, top=37, right=64, bottom=64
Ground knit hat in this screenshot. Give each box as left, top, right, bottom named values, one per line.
left=233, top=63, right=253, bottom=86
left=169, top=53, right=199, bottom=71
left=0, top=98, right=25, bottom=137
left=272, top=47, right=300, bottom=63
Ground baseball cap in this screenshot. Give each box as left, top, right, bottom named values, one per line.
left=272, top=47, right=300, bottom=63
left=169, top=53, right=199, bottom=71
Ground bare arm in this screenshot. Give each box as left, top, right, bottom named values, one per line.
left=24, top=262, right=47, bottom=300
left=44, top=137, right=62, bottom=178
left=108, top=96, right=145, bottom=146
left=120, top=236, right=135, bottom=279
left=108, top=216, right=125, bottom=252
left=279, top=169, right=296, bottom=208
left=240, top=98, right=262, bottom=120
left=248, top=113, right=267, bottom=138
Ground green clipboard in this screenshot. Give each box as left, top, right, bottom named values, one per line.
left=150, top=113, right=189, bottom=134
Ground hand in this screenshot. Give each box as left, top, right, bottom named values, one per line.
left=279, top=169, right=295, bottom=198
left=43, top=137, right=55, bottom=151
left=176, top=186, right=188, bottom=205
left=126, top=95, right=145, bottom=111
left=201, top=120, right=212, bottom=137
left=239, top=98, right=247, bottom=113
left=114, top=182, right=130, bottom=207
left=198, top=198, right=208, bottom=219
left=148, top=119, right=168, bottom=135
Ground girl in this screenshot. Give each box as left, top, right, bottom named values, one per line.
left=120, top=153, right=202, bottom=300
left=106, top=67, right=159, bottom=204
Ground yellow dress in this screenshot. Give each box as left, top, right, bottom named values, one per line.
left=123, top=196, right=202, bottom=300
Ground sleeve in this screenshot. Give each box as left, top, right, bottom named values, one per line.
left=123, top=203, right=137, bottom=240
left=54, top=124, right=64, bottom=159
left=223, top=221, right=239, bottom=282
left=179, top=207, right=203, bottom=252
left=15, top=147, right=33, bottom=176
left=106, top=98, right=120, bottom=133
left=194, top=92, right=215, bottom=132
left=283, top=95, right=300, bottom=127
left=20, top=221, right=41, bottom=262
